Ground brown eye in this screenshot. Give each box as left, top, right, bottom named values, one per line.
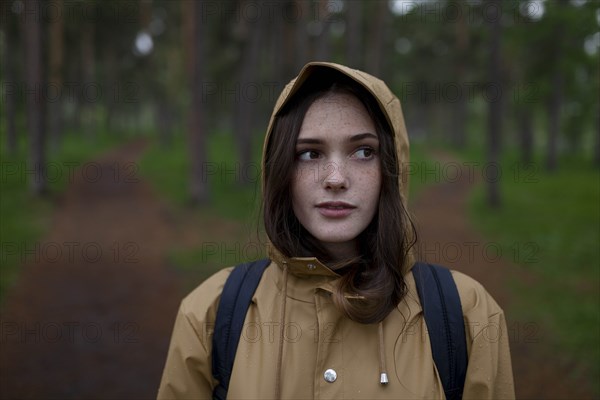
left=298, top=150, right=320, bottom=160
left=354, top=147, right=374, bottom=159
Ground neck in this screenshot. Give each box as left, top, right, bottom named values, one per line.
left=322, top=240, right=359, bottom=268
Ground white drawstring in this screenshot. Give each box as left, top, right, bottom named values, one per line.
left=379, top=321, right=389, bottom=385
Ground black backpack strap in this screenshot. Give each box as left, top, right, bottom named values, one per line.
left=212, top=258, right=271, bottom=400
left=412, top=262, right=468, bottom=400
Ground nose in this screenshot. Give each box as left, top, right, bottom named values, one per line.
left=322, top=161, right=348, bottom=190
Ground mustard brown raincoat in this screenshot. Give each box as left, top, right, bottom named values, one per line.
left=157, top=62, right=515, bottom=399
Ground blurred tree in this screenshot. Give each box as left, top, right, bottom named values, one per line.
left=281, top=2, right=298, bottom=80
left=389, top=4, right=454, bottom=141
left=314, top=0, right=333, bottom=61
left=48, top=0, right=64, bottom=152
left=1, top=0, right=19, bottom=155
left=505, top=0, right=597, bottom=167
left=516, top=100, right=535, bottom=165
left=187, top=0, right=209, bottom=204
left=558, top=2, right=598, bottom=163
left=344, top=0, right=362, bottom=69
left=93, top=0, right=144, bottom=133
left=100, top=38, right=118, bottom=131
left=234, top=0, right=264, bottom=184
left=294, top=0, right=309, bottom=70
left=154, top=59, right=176, bottom=147
left=365, top=0, right=390, bottom=79
left=544, top=0, right=568, bottom=172
left=23, top=0, right=46, bottom=194
left=79, top=4, right=96, bottom=137
left=505, top=2, right=538, bottom=165
left=486, top=0, right=503, bottom=208
left=138, top=0, right=174, bottom=146
left=181, top=0, right=194, bottom=79
left=521, top=0, right=596, bottom=170
left=267, top=0, right=286, bottom=84
left=594, top=103, right=600, bottom=168
left=450, top=0, right=469, bottom=149
left=140, top=0, right=151, bottom=27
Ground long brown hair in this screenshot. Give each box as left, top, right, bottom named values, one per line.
left=263, top=70, right=417, bottom=324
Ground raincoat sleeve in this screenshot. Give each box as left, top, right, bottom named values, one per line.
left=453, top=271, right=516, bottom=400
left=157, top=268, right=232, bottom=400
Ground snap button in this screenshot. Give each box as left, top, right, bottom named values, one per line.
left=323, top=369, right=337, bottom=383
left=307, top=263, right=316, bottom=270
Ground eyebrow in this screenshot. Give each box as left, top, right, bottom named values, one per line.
left=296, top=132, right=378, bottom=145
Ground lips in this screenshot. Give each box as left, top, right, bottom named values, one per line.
left=315, top=201, right=356, bottom=218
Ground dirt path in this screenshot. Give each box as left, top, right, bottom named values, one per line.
left=410, top=150, right=596, bottom=399
left=0, top=141, right=182, bottom=399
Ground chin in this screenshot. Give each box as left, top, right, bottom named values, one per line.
left=313, top=231, right=360, bottom=244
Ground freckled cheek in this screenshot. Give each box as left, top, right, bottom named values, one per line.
left=293, top=164, right=321, bottom=186
left=291, top=168, right=316, bottom=211
left=354, top=165, right=382, bottom=199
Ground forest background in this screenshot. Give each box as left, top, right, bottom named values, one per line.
left=1, top=0, right=599, bottom=398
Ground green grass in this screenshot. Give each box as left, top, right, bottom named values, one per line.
left=139, top=132, right=263, bottom=219
left=468, top=150, right=600, bottom=390
left=0, top=131, right=126, bottom=302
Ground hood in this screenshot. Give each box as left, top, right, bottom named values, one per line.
left=261, top=62, right=412, bottom=264
left=262, top=61, right=411, bottom=203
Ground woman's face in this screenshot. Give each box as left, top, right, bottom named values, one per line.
left=291, top=91, right=382, bottom=261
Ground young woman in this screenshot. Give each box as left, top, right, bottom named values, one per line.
left=157, top=62, right=515, bottom=399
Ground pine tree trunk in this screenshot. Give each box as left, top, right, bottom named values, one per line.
left=365, top=1, right=388, bottom=78
left=518, top=108, right=534, bottom=165
left=314, top=0, right=332, bottom=61
left=269, top=3, right=285, bottom=84
left=486, top=0, right=502, bottom=208
left=157, top=101, right=172, bottom=147
left=594, top=102, right=600, bottom=168
left=187, top=0, right=209, bottom=204
left=24, top=0, right=47, bottom=195
left=545, top=0, right=567, bottom=172
left=48, top=0, right=64, bottom=152
left=452, top=0, right=468, bottom=149
left=294, top=0, right=308, bottom=71
left=181, top=0, right=194, bottom=78
left=345, top=0, right=362, bottom=69
left=546, top=71, right=562, bottom=171
left=235, top=0, right=263, bottom=185
left=102, top=45, right=118, bottom=132
left=282, top=4, right=296, bottom=79
left=80, top=17, right=96, bottom=137
left=2, top=0, right=18, bottom=155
